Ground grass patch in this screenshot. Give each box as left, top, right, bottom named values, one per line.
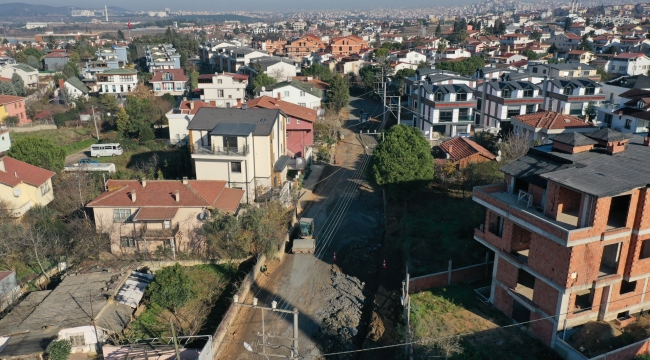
left=62, top=138, right=99, bottom=155
left=11, top=128, right=97, bottom=147
left=410, top=284, right=561, bottom=360
left=389, top=189, right=489, bottom=277
left=96, top=142, right=192, bottom=179
left=127, top=263, right=241, bottom=339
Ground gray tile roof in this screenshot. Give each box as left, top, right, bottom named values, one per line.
left=188, top=108, right=281, bottom=136
left=547, top=78, right=602, bottom=89
left=606, top=75, right=650, bottom=89
left=256, top=79, right=324, bottom=98
left=423, top=83, right=473, bottom=94
left=274, top=155, right=291, bottom=172
left=552, top=132, right=597, bottom=146
left=487, top=80, right=539, bottom=91
left=585, top=128, right=635, bottom=142
left=211, top=122, right=257, bottom=136
left=66, top=77, right=89, bottom=94
left=544, top=63, right=597, bottom=71
left=504, top=134, right=650, bottom=197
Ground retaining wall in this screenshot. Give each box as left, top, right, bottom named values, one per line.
left=408, top=261, right=494, bottom=293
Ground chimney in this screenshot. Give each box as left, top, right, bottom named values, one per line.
left=0, top=158, right=4, bottom=172
left=237, top=98, right=242, bottom=108
left=242, top=103, right=248, bottom=110
left=141, top=178, right=147, bottom=187
left=175, top=190, right=180, bottom=202
left=14, top=172, right=18, bottom=178
left=277, top=92, right=281, bottom=100
left=182, top=176, right=188, bottom=185
left=58, top=78, right=65, bottom=90
left=131, top=191, right=136, bottom=203
left=189, top=100, right=194, bottom=110
left=448, top=145, right=453, bottom=155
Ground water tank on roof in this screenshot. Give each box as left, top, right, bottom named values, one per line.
left=295, top=157, right=306, bottom=170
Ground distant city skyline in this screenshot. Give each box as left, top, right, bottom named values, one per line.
left=0, top=0, right=528, bottom=13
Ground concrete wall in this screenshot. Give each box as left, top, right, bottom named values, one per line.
left=408, top=260, right=494, bottom=293
left=8, top=124, right=57, bottom=132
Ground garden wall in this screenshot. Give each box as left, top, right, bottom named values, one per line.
left=408, top=259, right=493, bottom=293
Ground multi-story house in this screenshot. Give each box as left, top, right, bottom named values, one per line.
left=0, top=156, right=54, bottom=218
left=511, top=111, right=597, bottom=144
left=410, top=83, right=477, bottom=138
left=0, top=128, right=10, bottom=153
left=247, top=96, right=316, bottom=158
left=97, top=69, right=138, bottom=96
left=566, top=50, right=596, bottom=64
left=166, top=100, right=211, bottom=145
left=599, top=75, right=650, bottom=106
left=240, top=57, right=299, bottom=82
left=196, top=72, right=248, bottom=108
left=0, top=95, right=30, bottom=125
left=96, top=46, right=128, bottom=65
left=439, top=47, right=472, bottom=60
left=43, top=50, right=69, bottom=71
left=500, top=33, right=532, bottom=46
left=390, top=50, right=427, bottom=65
left=0, top=64, right=38, bottom=88
left=257, top=80, right=324, bottom=109
left=149, top=69, right=188, bottom=96
left=474, top=80, right=543, bottom=130
left=187, top=107, right=288, bottom=202
left=214, top=47, right=269, bottom=73
left=284, top=35, right=326, bottom=60
left=87, top=178, right=244, bottom=255
left=597, top=88, right=650, bottom=133
left=528, top=63, right=600, bottom=81
left=608, top=53, right=650, bottom=76
left=59, top=78, right=90, bottom=102
left=250, top=38, right=287, bottom=56
left=472, top=128, right=650, bottom=349
left=145, top=44, right=181, bottom=71
left=547, top=32, right=582, bottom=51
left=327, top=35, right=368, bottom=56
left=200, top=40, right=240, bottom=69
left=544, top=78, right=606, bottom=117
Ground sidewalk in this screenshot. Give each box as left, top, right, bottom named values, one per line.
left=297, top=164, right=325, bottom=215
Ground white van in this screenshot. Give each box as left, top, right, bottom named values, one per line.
left=90, top=143, right=123, bottom=157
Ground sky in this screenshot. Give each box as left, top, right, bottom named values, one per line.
left=0, top=0, right=485, bottom=13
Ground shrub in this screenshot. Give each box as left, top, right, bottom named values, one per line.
left=47, top=339, right=71, bottom=360
left=3, top=116, right=20, bottom=126
left=146, top=263, right=194, bottom=312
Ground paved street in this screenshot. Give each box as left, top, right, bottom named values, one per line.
left=218, top=96, right=386, bottom=359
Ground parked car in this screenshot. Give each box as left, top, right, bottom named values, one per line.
left=90, top=143, right=123, bottom=157
left=79, top=158, right=99, bottom=165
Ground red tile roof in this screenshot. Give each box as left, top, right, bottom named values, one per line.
left=43, top=51, right=69, bottom=58
left=221, top=72, right=249, bottom=81
left=134, top=207, right=178, bottom=220
left=247, top=96, right=317, bottom=122
left=150, top=69, right=188, bottom=82
left=513, top=111, right=596, bottom=130
left=173, top=100, right=212, bottom=115
left=0, top=270, right=13, bottom=282
left=0, top=156, right=55, bottom=188
left=614, top=52, right=646, bottom=59
left=87, top=179, right=244, bottom=213
left=439, top=137, right=496, bottom=162
left=0, top=95, right=25, bottom=105
left=0, top=77, right=10, bottom=82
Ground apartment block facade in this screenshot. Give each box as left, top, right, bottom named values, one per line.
left=475, top=80, right=543, bottom=130
left=473, top=129, right=650, bottom=348
left=196, top=72, right=248, bottom=107
left=410, top=83, right=477, bottom=138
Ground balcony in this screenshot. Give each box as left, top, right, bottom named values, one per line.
left=140, top=224, right=179, bottom=239
left=193, top=145, right=249, bottom=156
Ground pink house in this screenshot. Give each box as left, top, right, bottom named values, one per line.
left=247, top=96, right=316, bottom=157
left=0, top=95, right=30, bottom=125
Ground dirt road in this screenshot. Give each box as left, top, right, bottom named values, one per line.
left=218, top=97, right=387, bottom=359
left=64, top=148, right=92, bottom=166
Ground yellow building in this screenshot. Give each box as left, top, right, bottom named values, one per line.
left=0, top=103, right=8, bottom=123
left=0, top=156, right=55, bottom=217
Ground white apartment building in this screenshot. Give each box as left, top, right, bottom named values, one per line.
left=474, top=80, right=543, bottom=130
left=257, top=80, right=324, bottom=109
left=390, top=50, right=427, bottom=65
left=240, top=57, right=299, bottom=82
left=409, top=83, right=477, bottom=138
left=0, top=64, right=38, bottom=88
left=96, top=69, right=138, bottom=95
left=544, top=78, right=606, bottom=117
left=165, top=100, right=211, bottom=144
left=187, top=107, right=288, bottom=203
left=214, top=47, right=269, bottom=73
left=608, top=53, right=650, bottom=76
left=196, top=72, right=248, bottom=108
left=145, top=44, right=181, bottom=71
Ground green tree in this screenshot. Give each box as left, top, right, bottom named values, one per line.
left=578, top=35, right=593, bottom=51
left=0, top=81, right=17, bottom=95
left=359, top=65, right=376, bottom=88
left=586, top=18, right=590, bottom=26
left=434, top=23, right=442, bottom=37
left=99, top=94, right=119, bottom=115
left=63, top=62, right=79, bottom=78
left=301, top=63, right=334, bottom=82
left=438, top=38, right=448, bottom=56
left=11, top=73, right=25, bottom=96
left=585, top=101, right=597, bottom=120
left=605, top=45, right=618, bottom=54
left=47, top=339, right=71, bottom=360
left=3, top=116, right=19, bottom=126
left=139, top=123, right=155, bottom=142
left=253, top=73, right=277, bottom=89
left=325, top=74, right=349, bottom=114
left=436, top=56, right=485, bottom=76
left=548, top=43, right=558, bottom=54
left=1, top=38, right=8, bottom=45
left=529, top=30, right=541, bottom=41
left=117, top=29, right=125, bottom=40
left=27, top=55, right=40, bottom=70
left=124, top=95, right=153, bottom=137
left=7, top=137, right=66, bottom=172
left=116, top=108, right=135, bottom=137
left=233, top=27, right=240, bottom=35
left=372, top=124, right=434, bottom=198
left=521, top=49, right=539, bottom=60
left=47, top=35, right=56, bottom=49
left=373, top=47, right=390, bottom=59
left=564, top=17, right=572, bottom=31
left=146, top=263, right=194, bottom=312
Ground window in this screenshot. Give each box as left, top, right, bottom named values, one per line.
left=638, top=100, right=646, bottom=108
left=176, top=82, right=183, bottom=91
left=300, top=91, right=305, bottom=96
left=112, top=85, right=116, bottom=93
left=68, top=334, right=85, bottom=347
left=563, top=86, right=572, bottom=95
left=620, top=280, right=637, bottom=294
left=507, top=107, right=521, bottom=118
left=585, top=86, right=596, bottom=95
left=120, top=237, right=136, bottom=248
left=296, top=119, right=301, bottom=124
left=113, top=209, right=132, bottom=222
left=604, top=114, right=613, bottom=125
left=284, top=91, right=290, bottom=97
left=217, top=79, right=223, bottom=84
left=298, top=102, right=306, bottom=107
left=286, top=117, right=291, bottom=124
left=231, top=162, right=242, bottom=173
left=104, top=85, right=109, bottom=93
left=526, top=104, right=536, bottom=114
left=218, top=90, right=224, bottom=97
left=456, top=91, right=467, bottom=101
left=532, top=67, right=538, bottom=73
left=163, top=220, right=171, bottom=229
left=40, top=182, right=50, bottom=195
left=439, top=111, right=453, bottom=122
left=489, top=214, right=504, bottom=237
left=625, top=119, right=632, bottom=129
left=226, top=102, right=231, bottom=108
left=502, top=88, right=511, bottom=98
left=523, top=88, right=534, bottom=97
left=155, top=83, right=161, bottom=91
left=434, top=92, right=445, bottom=101
left=120, top=85, right=124, bottom=92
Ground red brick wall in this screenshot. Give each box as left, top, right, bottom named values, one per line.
left=529, top=233, right=571, bottom=287
left=529, top=312, right=555, bottom=347
left=496, top=257, right=519, bottom=289
left=529, top=183, right=545, bottom=207
left=494, top=286, right=513, bottom=317
left=409, top=273, right=447, bottom=292
left=484, top=210, right=510, bottom=251
left=593, top=338, right=650, bottom=360
left=568, top=241, right=604, bottom=288
left=511, top=223, right=532, bottom=252
left=545, top=181, right=561, bottom=219
left=532, top=280, right=559, bottom=316
left=408, top=263, right=494, bottom=292
left=607, top=278, right=646, bottom=313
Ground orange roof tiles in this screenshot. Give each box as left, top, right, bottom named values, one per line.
left=0, top=95, right=25, bottom=105
left=439, top=137, right=496, bottom=162
left=513, top=111, right=596, bottom=130
left=0, top=156, right=55, bottom=188
left=247, top=96, right=317, bottom=122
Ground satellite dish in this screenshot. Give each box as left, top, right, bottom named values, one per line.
left=261, top=86, right=266, bottom=91
left=13, top=188, right=22, bottom=197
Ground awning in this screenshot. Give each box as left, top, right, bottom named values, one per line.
left=274, top=155, right=291, bottom=172
left=134, top=207, right=178, bottom=221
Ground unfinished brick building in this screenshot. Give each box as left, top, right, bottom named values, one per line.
left=473, top=129, right=650, bottom=348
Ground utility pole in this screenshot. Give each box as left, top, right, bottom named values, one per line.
left=91, top=106, right=99, bottom=140
left=170, top=317, right=182, bottom=360
left=382, top=68, right=387, bottom=126
left=416, top=80, right=423, bottom=130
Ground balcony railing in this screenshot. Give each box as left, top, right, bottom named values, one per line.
left=140, top=224, right=179, bottom=239
left=457, top=115, right=474, bottom=121
left=214, top=146, right=249, bottom=156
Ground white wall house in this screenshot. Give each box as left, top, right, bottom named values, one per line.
left=409, top=83, right=477, bottom=138
left=391, top=50, right=427, bottom=64
left=96, top=69, right=138, bottom=96
left=0, top=64, right=38, bottom=88
left=608, top=53, right=650, bottom=76
left=475, top=80, right=543, bottom=130
left=596, top=88, right=650, bottom=133
left=240, top=57, right=299, bottom=82
left=149, top=69, right=188, bottom=96
left=187, top=107, right=288, bottom=203
left=196, top=72, right=248, bottom=107
left=165, top=100, right=211, bottom=145
left=258, top=80, right=324, bottom=109
left=544, top=78, right=606, bottom=117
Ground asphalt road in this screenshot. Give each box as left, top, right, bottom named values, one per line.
left=64, top=147, right=92, bottom=166
left=218, top=96, right=386, bottom=359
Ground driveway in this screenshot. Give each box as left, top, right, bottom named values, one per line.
left=218, top=97, right=386, bottom=359
left=64, top=147, right=92, bottom=166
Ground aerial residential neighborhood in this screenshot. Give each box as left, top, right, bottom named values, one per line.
left=6, top=0, right=650, bottom=359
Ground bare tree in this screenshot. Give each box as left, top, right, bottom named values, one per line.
left=51, top=172, right=103, bottom=219
left=269, top=68, right=286, bottom=82
left=497, top=133, right=533, bottom=164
